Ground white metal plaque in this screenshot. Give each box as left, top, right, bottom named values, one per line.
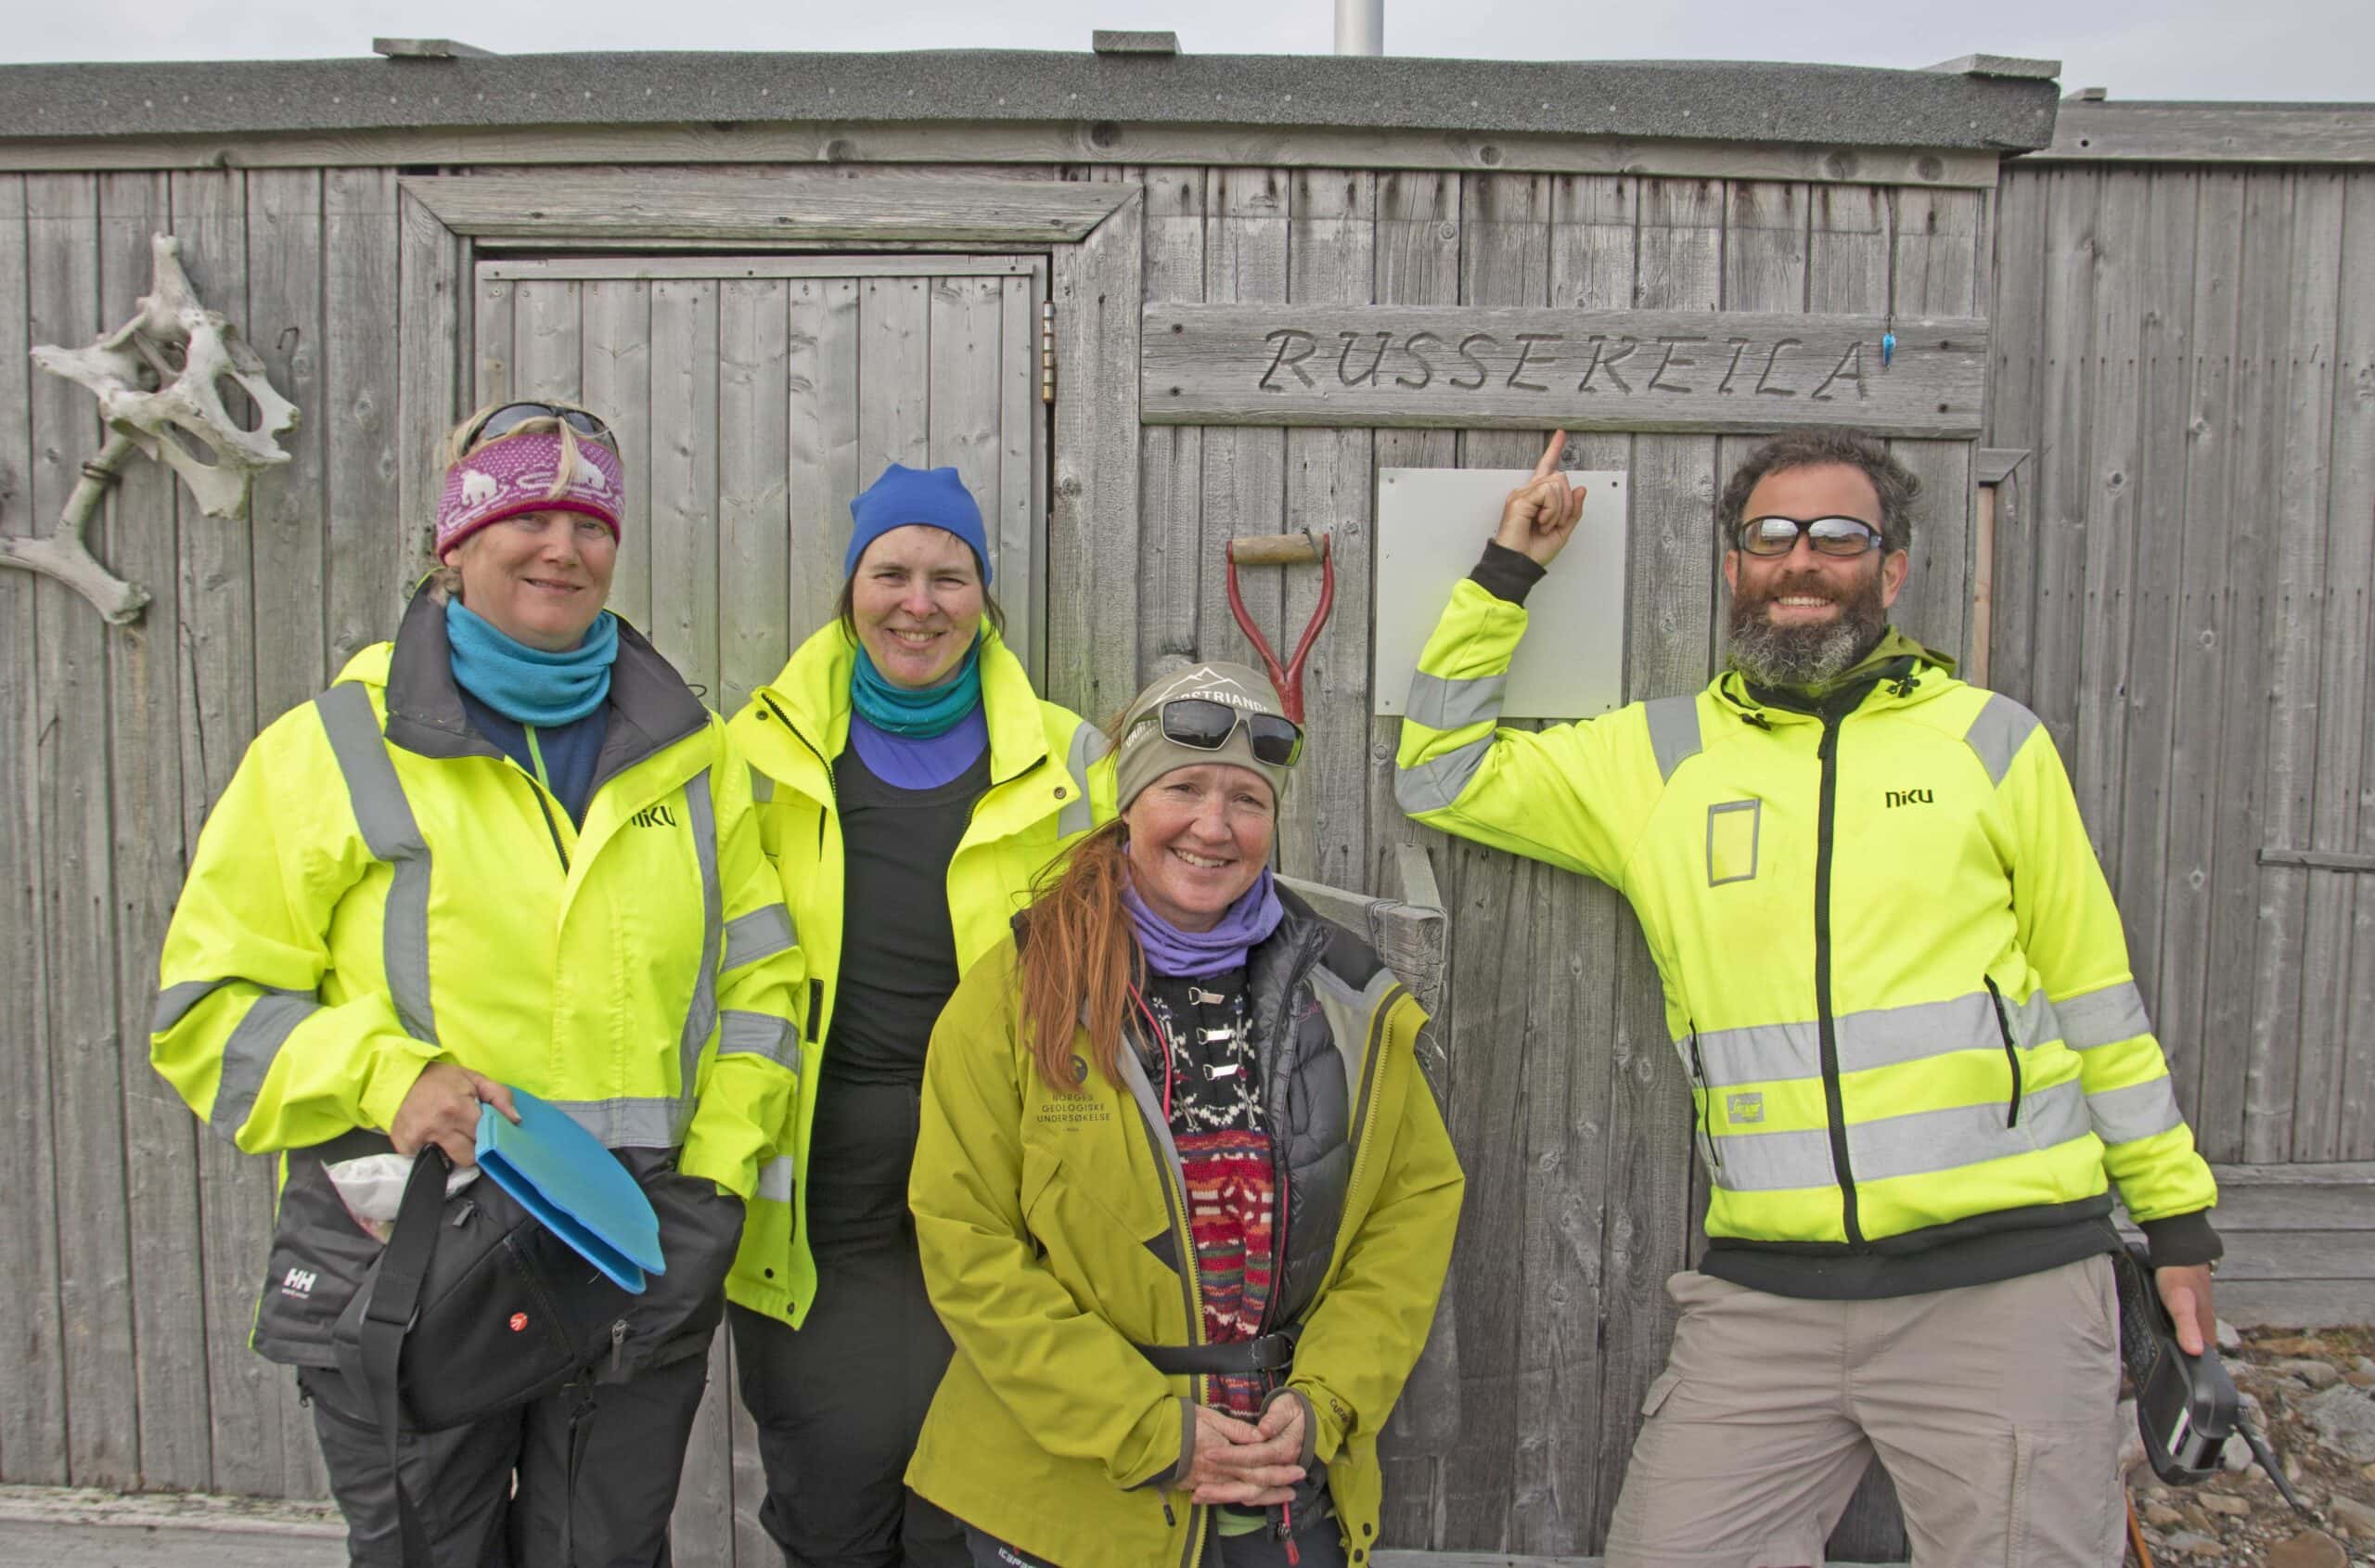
left=1373, top=467, right=1629, bottom=721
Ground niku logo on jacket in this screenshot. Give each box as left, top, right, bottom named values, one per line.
left=1884, top=789, right=1935, bottom=808
left=631, top=803, right=679, bottom=829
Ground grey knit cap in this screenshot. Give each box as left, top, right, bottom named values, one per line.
left=1116, top=662, right=1295, bottom=811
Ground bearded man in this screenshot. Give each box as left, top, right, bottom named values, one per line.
left=1395, top=427, right=2220, bottom=1567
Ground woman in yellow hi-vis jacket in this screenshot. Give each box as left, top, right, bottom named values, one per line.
left=906, top=662, right=1464, bottom=1568
left=723, top=464, right=1117, bottom=1568
left=152, top=404, right=802, bottom=1568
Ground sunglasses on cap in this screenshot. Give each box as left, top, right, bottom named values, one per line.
left=1734, top=515, right=1887, bottom=559
left=1131, top=698, right=1304, bottom=768
left=465, top=402, right=618, bottom=452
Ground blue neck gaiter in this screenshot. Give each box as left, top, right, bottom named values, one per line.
left=850, top=637, right=984, bottom=739
left=445, top=598, right=618, bottom=726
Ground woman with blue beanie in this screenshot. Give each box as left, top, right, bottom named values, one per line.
left=725, top=463, right=1118, bottom=1567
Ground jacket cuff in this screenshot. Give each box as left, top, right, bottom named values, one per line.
left=1162, top=1396, right=1196, bottom=1490
left=674, top=1141, right=756, bottom=1202
left=357, top=1039, right=442, bottom=1135
left=1469, top=542, right=1547, bottom=605
left=1260, top=1386, right=1318, bottom=1472
left=2139, top=1210, right=2224, bottom=1267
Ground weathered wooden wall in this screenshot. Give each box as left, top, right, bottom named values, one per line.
left=1986, top=157, right=2375, bottom=1169
left=0, top=158, right=1987, bottom=1562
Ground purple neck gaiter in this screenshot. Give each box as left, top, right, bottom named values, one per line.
left=1123, top=866, right=1286, bottom=979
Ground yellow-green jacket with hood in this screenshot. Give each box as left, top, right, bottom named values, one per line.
left=723, top=622, right=1117, bottom=1328
left=151, top=589, right=802, bottom=1367
left=904, top=901, right=1464, bottom=1568
left=1396, top=577, right=2215, bottom=1265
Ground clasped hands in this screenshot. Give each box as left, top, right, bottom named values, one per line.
left=1179, top=1397, right=1307, bottom=1508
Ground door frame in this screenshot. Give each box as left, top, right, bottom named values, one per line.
left=397, top=170, right=1144, bottom=717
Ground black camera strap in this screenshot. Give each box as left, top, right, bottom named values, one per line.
left=357, top=1147, right=453, bottom=1568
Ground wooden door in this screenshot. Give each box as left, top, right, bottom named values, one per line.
left=473, top=253, right=1051, bottom=714
left=470, top=251, right=1047, bottom=1564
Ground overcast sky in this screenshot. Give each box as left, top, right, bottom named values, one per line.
left=2, top=0, right=2369, bottom=100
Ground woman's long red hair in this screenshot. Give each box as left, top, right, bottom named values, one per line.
left=1017, top=818, right=1140, bottom=1096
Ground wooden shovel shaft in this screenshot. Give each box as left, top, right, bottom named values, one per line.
left=1226, top=532, right=1329, bottom=567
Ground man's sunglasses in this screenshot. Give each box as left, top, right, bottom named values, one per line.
left=466, top=402, right=618, bottom=452
left=1735, top=515, right=1887, bottom=559
left=1133, top=698, right=1304, bottom=768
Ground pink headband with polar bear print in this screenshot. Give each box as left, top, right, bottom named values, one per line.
left=434, top=431, right=624, bottom=557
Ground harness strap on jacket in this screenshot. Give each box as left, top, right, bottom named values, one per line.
left=1131, top=1326, right=1300, bottom=1377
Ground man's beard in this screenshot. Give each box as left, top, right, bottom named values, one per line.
left=1726, top=566, right=1891, bottom=690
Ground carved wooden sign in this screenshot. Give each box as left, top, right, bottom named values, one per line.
left=1140, top=304, right=1987, bottom=438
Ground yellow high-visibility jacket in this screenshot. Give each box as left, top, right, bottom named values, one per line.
left=152, top=590, right=802, bottom=1364
left=722, top=622, right=1117, bottom=1328
left=1396, top=578, right=2215, bottom=1255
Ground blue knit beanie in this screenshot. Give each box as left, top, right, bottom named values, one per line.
left=844, top=464, right=994, bottom=585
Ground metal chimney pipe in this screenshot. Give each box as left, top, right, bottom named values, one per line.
left=1335, top=0, right=1381, bottom=55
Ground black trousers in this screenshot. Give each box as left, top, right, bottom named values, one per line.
left=733, top=1076, right=967, bottom=1568
left=299, top=1349, right=709, bottom=1568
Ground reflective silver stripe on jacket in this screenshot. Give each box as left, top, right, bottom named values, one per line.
left=1394, top=735, right=1493, bottom=816
left=153, top=977, right=233, bottom=1035
left=1712, top=1077, right=2092, bottom=1193
left=754, top=1155, right=796, bottom=1203
left=549, top=1097, right=681, bottom=1150
left=749, top=765, right=775, bottom=804
left=1963, top=692, right=2042, bottom=786
left=1645, top=695, right=1701, bottom=782
left=315, top=682, right=440, bottom=1045
left=212, top=990, right=320, bottom=1137
left=678, top=769, right=723, bottom=1144
left=2086, top=1075, right=2186, bottom=1145
left=718, top=1009, right=801, bottom=1073
left=2056, top=980, right=2151, bottom=1050
left=1058, top=722, right=1110, bottom=839
left=1688, top=987, right=2063, bottom=1087
left=1406, top=672, right=1508, bottom=733
left=724, top=906, right=796, bottom=970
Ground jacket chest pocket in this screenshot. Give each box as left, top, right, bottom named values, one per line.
left=1706, top=799, right=1762, bottom=887
left=1020, top=1135, right=1183, bottom=1336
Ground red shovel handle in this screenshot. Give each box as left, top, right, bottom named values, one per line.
left=1225, top=533, right=1335, bottom=725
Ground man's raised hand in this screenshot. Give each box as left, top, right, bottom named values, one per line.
left=1492, top=430, right=1586, bottom=568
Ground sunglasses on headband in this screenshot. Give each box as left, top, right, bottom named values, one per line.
left=1132, top=698, right=1304, bottom=768
left=466, top=402, right=618, bottom=452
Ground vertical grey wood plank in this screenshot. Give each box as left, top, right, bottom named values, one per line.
left=1983, top=169, right=2049, bottom=714
left=582, top=278, right=654, bottom=636
left=96, top=170, right=205, bottom=1494
left=474, top=275, right=515, bottom=405
left=2251, top=173, right=2343, bottom=1163
left=245, top=169, right=329, bottom=723
left=1730, top=179, right=1811, bottom=311
left=2200, top=173, right=2296, bottom=1161
left=396, top=182, right=462, bottom=562
left=1200, top=169, right=1290, bottom=708
left=1046, top=187, right=1143, bottom=721
left=28, top=170, right=140, bottom=1491
left=858, top=275, right=930, bottom=483
left=1365, top=166, right=1460, bottom=1550
left=0, top=170, right=70, bottom=1490
left=1431, top=167, right=1551, bottom=1554
left=2106, top=172, right=2201, bottom=1085
left=669, top=1332, right=735, bottom=1565
left=2155, top=170, right=2245, bottom=1140
left=995, top=275, right=1039, bottom=678
left=2029, top=166, right=2104, bottom=772
left=648, top=277, right=722, bottom=701
left=1137, top=166, right=1207, bottom=690
left=172, top=168, right=312, bottom=1499
left=1592, top=174, right=1720, bottom=1551
left=785, top=276, right=859, bottom=644
left=2339, top=171, right=2375, bottom=1160
left=1884, top=186, right=1983, bottom=661
left=927, top=274, right=1007, bottom=660
left=718, top=277, right=791, bottom=718
left=1281, top=170, right=1374, bottom=888
left=2287, top=170, right=2359, bottom=1162
left=324, top=168, right=406, bottom=675
left=512, top=278, right=582, bottom=403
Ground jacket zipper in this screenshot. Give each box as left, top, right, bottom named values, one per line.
left=1126, top=1042, right=1210, bottom=1568
left=1813, top=713, right=1863, bottom=1246
left=1984, top=975, right=2022, bottom=1129
left=1687, top=1031, right=1721, bottom=1171
left=527, top=782, right=570, bottom=869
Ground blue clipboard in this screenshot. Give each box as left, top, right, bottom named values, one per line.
left=475, top=1087, right=666, bottom=1293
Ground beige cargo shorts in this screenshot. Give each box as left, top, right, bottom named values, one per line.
left=1602, top=1255, right=2125, bottom=1567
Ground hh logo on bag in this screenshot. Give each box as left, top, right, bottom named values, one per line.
left=280, top=1266, right=317, bottom=1299
left=1706, top=799, right=1761, bottom=886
